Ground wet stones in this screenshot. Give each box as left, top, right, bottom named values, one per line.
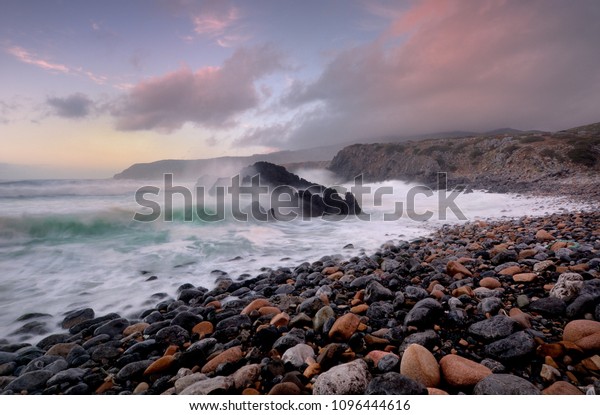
left=313, top=359, right=370, bottom=395
left=404, top=298, right=443, bottom=328
left=474, top=374, right=540, bottom=395
left=484, top=331, right=536, bottom=362
left=468, top=315, right=520, bottom=342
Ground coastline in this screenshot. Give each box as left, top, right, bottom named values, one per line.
left=1, top=209, right=599, bottom=395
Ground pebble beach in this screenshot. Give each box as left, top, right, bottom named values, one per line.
left=1, top=210, right=599, bottom=395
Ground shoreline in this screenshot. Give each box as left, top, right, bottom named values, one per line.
left=1, top=209, right=599, bottom=395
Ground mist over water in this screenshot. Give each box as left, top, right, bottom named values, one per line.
left=0, top=174, right=583, bottom=343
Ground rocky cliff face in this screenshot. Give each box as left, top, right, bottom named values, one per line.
left=329, top=122, right=600, bottom=198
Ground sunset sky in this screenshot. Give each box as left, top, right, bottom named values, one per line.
left=1, top=0, right=600, bottom=179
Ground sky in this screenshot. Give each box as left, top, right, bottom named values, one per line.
left=1, top=0, right=600, bottom=179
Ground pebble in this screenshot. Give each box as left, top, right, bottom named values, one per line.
left=201, top=346, right=243, bottom=374
left=439, top=354, right=492, bottom=387
left=484, top=331, right=536, bottom=362
left=268, top=382, right=302, bottom=395
left=479, top=277, right=501, bottom=289
left=400, top=344, right=440, bottom=387
left=365, top=372, right=427, bottom=395
left=144, top=355, right=175, bottom=375
left=446, top=261, right=473, bottom=278
left=562, top=320, right=600, bottom=342
left=192, top=321, right=214, bottom=338
left=329, top=313, right=360, bottom=341
left=179, top=376, right=233, bottom=395
left=468, top=315, right=519, bottom=341
left=542, top=380, right=585, bottom=395
left=513, top=273, right=537, bottom=283
left=550, top=273, right=584, bottom=302
left=313, top=359, right=370, bottom=395
left=474, top=374, right=540, bottom=394
left=282, top=344, right=315, bottom=368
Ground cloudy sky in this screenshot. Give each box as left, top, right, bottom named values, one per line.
left=1, top=0, right=600, bottom=179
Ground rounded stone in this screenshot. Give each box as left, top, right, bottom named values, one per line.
left=328, top=313, right=360, bottom=342
left=542, top=380, right=584, bottom=395
left=191, top=321, right=214, bottom=338
left=201, top=346, right=243, bottom=374
left=313, top=359, right=370, bottom=395
left=400, top=344, right=440, bottom=387
left=562, top=320, right=600, bottom=342
left=479, top=277, right=501, bottom=289
left=474, top=374, right=540, bottom=395
left=268, top=382, right=301, bottom=395
left=440, top=354, right=492, bottom=387
left=366, top=372, right=427, bottom=395
left=575, top=332, right=600, bottom=352
left=282, top=343, right=315, bottom=367
left=241, top=298, right=271, bottom=315
left=143, top=355, right=175, bottom=375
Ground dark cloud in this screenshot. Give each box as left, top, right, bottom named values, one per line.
left=47, top=93, right=94, bottom=119
left=261, top=0, right=600, bottom=149
left=113, top=44, right=286, bottom=132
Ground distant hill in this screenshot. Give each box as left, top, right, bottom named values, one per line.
left=113, top=145, right=342, bottom=180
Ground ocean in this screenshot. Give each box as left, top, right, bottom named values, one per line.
left=0, top=172, right=579, bottom=343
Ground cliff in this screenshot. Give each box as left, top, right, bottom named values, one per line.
left=329, top=122, right=600, bottom=198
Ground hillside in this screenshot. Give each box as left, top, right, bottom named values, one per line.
left=329, top=122, right=600, bottom=199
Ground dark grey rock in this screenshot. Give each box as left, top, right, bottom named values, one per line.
left=155, top=325, right=190, bottom=346
left=4, top=370, right=53, bottom=393
left=529, top=297, right=566, bottom=317
left=484, top=331, right=536, bottom=362
left=66, top=345, right=89, bottom=367
left=93, top=318, right=129, bottom=337
left=404, top=286, right=429, bottom=302
left=116, top=360, right=153, bottom=382
left=480, top=358, right=506, bottom=373
left=468, top=315, right=519, bottom=341
left=82, top=334, right=111, bottom=349
left=171, top=311, right=203, bottom=331
left=47, top=368, right=87, bottom=387
left=566, top=295, right=596, bottom=319
left=404, top=298, right=443, bottom=328
left=64, top=383, right=89, bottom=394
left=474, top=374, right=540, bottom=395
left=479, top=297, right=503, bottom=315
left=91, top=344, right=122, bottom=362
left=366, top=301, right=394, bottom=326
left=21, top=355, right=66, bottom=375
left=364, top=281, right=393, bottom=304
left=297, top=297, right=326, bottom=316
left=273, top=328, right=305, bottom=353
left=377, top=353, right=400, bottom=373
left=123, top=339, right=157, bottom=356
left=0, top=351, right=16, bottom=365
left=398, top=330, right=440, bottom=353
left=36, top=333, right=72, bottom=350
left=61, top=308, right=94, bottom=329
left=349, top=275, right=376, bottom=289
left=366, top=372, right=427, bottom=395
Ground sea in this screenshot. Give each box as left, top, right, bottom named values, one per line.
left=0, top=170, right=581, bottom=343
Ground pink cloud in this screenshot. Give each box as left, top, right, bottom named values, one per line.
left=113, top=44, right=286, bottom=132
left=275, top=0, right=600, bottom=149
left=193, top=5, right=240, bottom=36
left=5, top=45, right=108, bottom=85
left=7, top=46, right=70, bottom=74
left=189, top=2, right=248, bottom=47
